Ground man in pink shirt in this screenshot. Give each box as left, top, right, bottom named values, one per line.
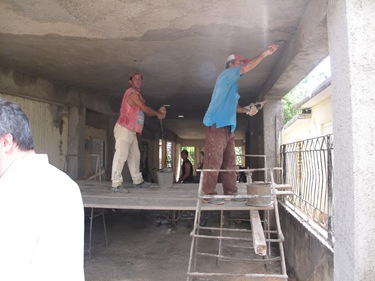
left=111, top=71, right=166, bottom=192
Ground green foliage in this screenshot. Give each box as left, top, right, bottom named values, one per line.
left=282, top=85, right=305, bottom=124
left=282, top=58, right=330, bottom=124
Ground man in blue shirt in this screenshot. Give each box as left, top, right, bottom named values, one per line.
left=202, top=44, right=279, bottom=204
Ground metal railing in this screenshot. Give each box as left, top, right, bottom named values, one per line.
left=64, top=154, right=102, bottom=181
left=280, top=134, right=334, bottom=244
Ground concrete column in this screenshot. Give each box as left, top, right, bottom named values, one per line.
left=328, top=1, right=375, bottom=280
left=67, top=105, right=86, bottom=179
left=263, top=98, right=284, bottom=174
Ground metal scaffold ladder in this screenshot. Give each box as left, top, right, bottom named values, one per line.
left=186, top=165, right=290, bottom=281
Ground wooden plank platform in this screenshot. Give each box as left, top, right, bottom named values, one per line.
left=77, top=180, right=274, bottom=211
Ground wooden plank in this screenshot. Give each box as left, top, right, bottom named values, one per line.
left=250, top=210, right=267, bottom=256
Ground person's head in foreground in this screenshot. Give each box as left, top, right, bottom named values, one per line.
left=0, top=99, right=34, bottom=178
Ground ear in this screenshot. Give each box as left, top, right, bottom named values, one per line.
left=0, top=133, right=15, bottom=152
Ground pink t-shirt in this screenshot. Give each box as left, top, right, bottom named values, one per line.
left=117, top=87, right=145, bottom=134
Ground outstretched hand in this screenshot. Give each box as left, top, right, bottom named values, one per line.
left=157, top=106, right=167, bottom=120
left=265, top=44, right=279, bottom=56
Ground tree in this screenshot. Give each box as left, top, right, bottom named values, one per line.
left=282, top=86, right=306, bottom=124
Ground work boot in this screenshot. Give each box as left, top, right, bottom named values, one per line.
left=133, top=181, right=152, bottom=188
left=111, top=187, right=129, bottom=193
left=203, top=198, right=225, bottom=205
left=225, top=193, right=247, bottom=202
left=111, top=184, right=129, bottom=193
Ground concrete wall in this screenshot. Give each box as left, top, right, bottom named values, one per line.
left=279, top=204, right=334, bottom=281
left=328, top=1, right=375, bottom=280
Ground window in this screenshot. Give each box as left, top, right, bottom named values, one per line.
left=166, top=141, right=173, bottom=168
left=158, top=139, right=163, bottom=169
left=159, top=139, right=175, bottom=169
left=235, top=146, right=243, bottom=166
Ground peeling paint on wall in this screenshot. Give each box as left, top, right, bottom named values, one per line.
left=12, top=70, right=38, bottom=86
left=49, top=104, right=67, bottom=135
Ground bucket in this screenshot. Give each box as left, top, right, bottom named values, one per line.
left=156, top=168, right=174, bottom=188
left=246, top=182, right=272, bottom=207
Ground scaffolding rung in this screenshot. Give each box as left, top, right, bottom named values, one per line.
left=190, top=233, right=253, bottom=242
left=274, top=184, right=292, bottom=190
left=187, top=272, right=288, bottom=279
left=275, top=190, right=294, bottom=196
left=196, top=252, right=283, bottom=263
left=194, top=225, right=252, bottom=233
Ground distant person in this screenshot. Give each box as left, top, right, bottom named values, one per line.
left=202, top=43, right=280, bottom=204
left=194, top=151, right=204, bottom=183
left=196, top=151, right=204, bottom=171
left=178, top=149, right=194, bottom=183
left=111, top=71, right=167, bottom=192
left=0, top=99, right=85, bottom=281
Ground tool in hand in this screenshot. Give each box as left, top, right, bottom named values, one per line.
left=274, top=40, right=287, bottom=47
left=244, top=101, right=267, bottom=116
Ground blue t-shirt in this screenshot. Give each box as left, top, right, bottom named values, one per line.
left=203, top=66, right=241, bottom=132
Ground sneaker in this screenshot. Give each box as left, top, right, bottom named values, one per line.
left=203, top=198, right=225, bottom=205
left=133, top=181, right=152, bottom=188
left=225, top=194, right=247, bottom=202
left=231, top=195, right=247, bottom=202
left=111, top=187, right=129, bottom=193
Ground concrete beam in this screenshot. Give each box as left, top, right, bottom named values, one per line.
left=0, top=65, right=117, bottom=116
left=261, top=0, right=329, bottom=100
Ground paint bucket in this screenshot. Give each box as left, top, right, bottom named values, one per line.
left=246, top=182, right=272, bottom=207
left=156, top=168, right=174, bottom=188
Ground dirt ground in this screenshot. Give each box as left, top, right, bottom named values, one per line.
left=83, top=210, right=294, bottom=281
left=84, top=210, right=197, bottom=281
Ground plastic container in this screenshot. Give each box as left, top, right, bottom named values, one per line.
left=246, top=182, right=272, bottom=207
left=156, top=168, right=174, bottom=188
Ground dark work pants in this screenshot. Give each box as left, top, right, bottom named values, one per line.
left=202, top=124, right=238, bottom=195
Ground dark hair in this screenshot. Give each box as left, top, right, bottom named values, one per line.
left=181, top=149, right=189, bottom=156
left=225, top=59, right=235, bottom=69
left=0, top=99, right=34, bottom=151
left=129, top=71, right=143, bottom=81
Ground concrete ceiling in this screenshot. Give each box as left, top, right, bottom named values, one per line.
left=0, top=0, right=329, bottom=140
